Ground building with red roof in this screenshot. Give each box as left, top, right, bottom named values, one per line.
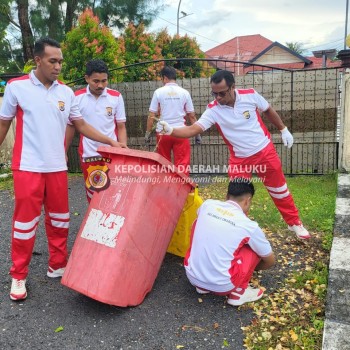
left=205, top=34, right=341, bottom=74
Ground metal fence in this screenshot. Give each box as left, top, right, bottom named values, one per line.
left=67, top=59, right=342, bottom=175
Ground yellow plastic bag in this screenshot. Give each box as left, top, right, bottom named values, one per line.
left=167, top=187, right=203, bottom=257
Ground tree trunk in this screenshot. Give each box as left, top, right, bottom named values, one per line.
left=65, top=0, right=78, bottom=34
left=48, top=0, right=60, bottom=39
left=17, top=0, right=34, bottom=62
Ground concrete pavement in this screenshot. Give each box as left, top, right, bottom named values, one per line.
left=322, top=173, right=350, bottom=350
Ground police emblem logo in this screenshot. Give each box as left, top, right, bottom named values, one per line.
left=58, top=101, right=65, bottom=111
left=243, top=110, right=251, bottom=119
left=86, top=164, right=110, bottom=192
left=106, top=107, right=113, bottom=116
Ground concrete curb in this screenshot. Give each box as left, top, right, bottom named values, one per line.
left=322, top=173, right=350, bottom=349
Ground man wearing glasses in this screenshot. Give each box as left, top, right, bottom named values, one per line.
left=159, top=69, right=310, bottom=240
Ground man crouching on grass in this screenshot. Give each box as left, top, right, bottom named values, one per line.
left=184, top=178, right=275, bottom=306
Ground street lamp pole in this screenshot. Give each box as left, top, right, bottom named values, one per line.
left=177, top=0, right=182, bottom=36
left=345, top=0, right=349, bottom=49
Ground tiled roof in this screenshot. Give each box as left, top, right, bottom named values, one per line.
left=248, top=42, right=312, bottom=65
left=205, top=34, right=273, bottom=62
left=205, top=34, right=342, bottom=72
left=304, top=56, right=342, bottom=69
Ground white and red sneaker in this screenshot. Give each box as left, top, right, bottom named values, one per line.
left=195, top=287, right=210, bottom=294
left=47, top=266, right=65, bottom=278
left=227, top=286, right=264, bottom=306
left=288, top=224, right=311, bottom=240
left=10, top=278, right=27, bottom=301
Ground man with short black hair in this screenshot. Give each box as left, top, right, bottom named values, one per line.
left=159, top=69, right=310, bottom=240
left=0, top=38, right=124, bottom=301
left=184, top=178, right=275, bottom=306
left=66, top=59, right=127, bottom=202
left=145, top=66, right=199, bottom=176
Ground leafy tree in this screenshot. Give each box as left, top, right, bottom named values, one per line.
left=0, top=1, right=12, bottom=72
left=285, top=41, right=305, bottom=55
left=61, top=9, right=124, bottom=83
left=0, top=0, right=33, bottom=65
left=0, top=37, right=11, bottom=73
left=2, top=0, right=165, bottom=68
left=0, top=37, right=23, bottom=73
left=156, top=29, right=210, bottom=78
left=120, top=22, right=163, bottom=81
left=30, top=0, right=65, bottom=41
left=30, top=0, right=92, bottom=42
left=94, top=0, right=165, bottom=30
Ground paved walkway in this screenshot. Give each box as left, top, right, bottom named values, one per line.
left=323, top=173, right=350, bottom=349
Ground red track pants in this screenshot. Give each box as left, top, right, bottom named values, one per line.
left=229, top=245, right=261, bottom=290
left=156, top=134, right=191, bottom=176
left=228, top=142, right=301, bottom=226
left=10, top=170, right=69, bottom=279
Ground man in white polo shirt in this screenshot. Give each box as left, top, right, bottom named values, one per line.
left=159, top=70, right=310, bottom=240
left=66, top=59, right=127, bottom=202
left=145, top=66, right=200, bottom=176
left=0, top=38, right=124, bottom=301
left=184, top=178, right=275, bottom=306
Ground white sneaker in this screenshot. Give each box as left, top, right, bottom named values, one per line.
left=288, top=224, right=311, bottom=240
left=10, top=278, right=27, bottom=301
left=196, top=287, right=210, bottom=294
left=47, top=266, right=65, bottom=278
left=227, top=286, right=264, bottom=306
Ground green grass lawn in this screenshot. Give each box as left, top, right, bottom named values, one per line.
left=199, top=174, right=337, bottom=349
left=0, top=173, right=12, bottom=191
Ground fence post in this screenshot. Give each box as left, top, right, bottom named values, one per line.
left=339, top=69, right=350, bottom=172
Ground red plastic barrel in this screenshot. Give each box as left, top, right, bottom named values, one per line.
left=61, top=147, right=194, bottom=306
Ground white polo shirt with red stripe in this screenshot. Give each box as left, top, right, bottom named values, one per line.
left=75, top=86, right=126, bottom=159
left=0, top=70, right=82, bottom=172
left=197, top=89, right=271, bottom=158
left=184, top=199, right=272, bottom=293
left=149, top=82, right=194, bottom=132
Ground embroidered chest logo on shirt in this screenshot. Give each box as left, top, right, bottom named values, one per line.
left=58, top=101, right=65, bottom=111
left=243, top=111, right=251, bottom=119
left=106, top=107, right=113, bottom=116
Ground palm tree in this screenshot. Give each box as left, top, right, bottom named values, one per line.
left=285, top=41, right=305, bottom=55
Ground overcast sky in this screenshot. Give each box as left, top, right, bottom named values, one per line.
left=149, top=0, right=348, bottom=55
